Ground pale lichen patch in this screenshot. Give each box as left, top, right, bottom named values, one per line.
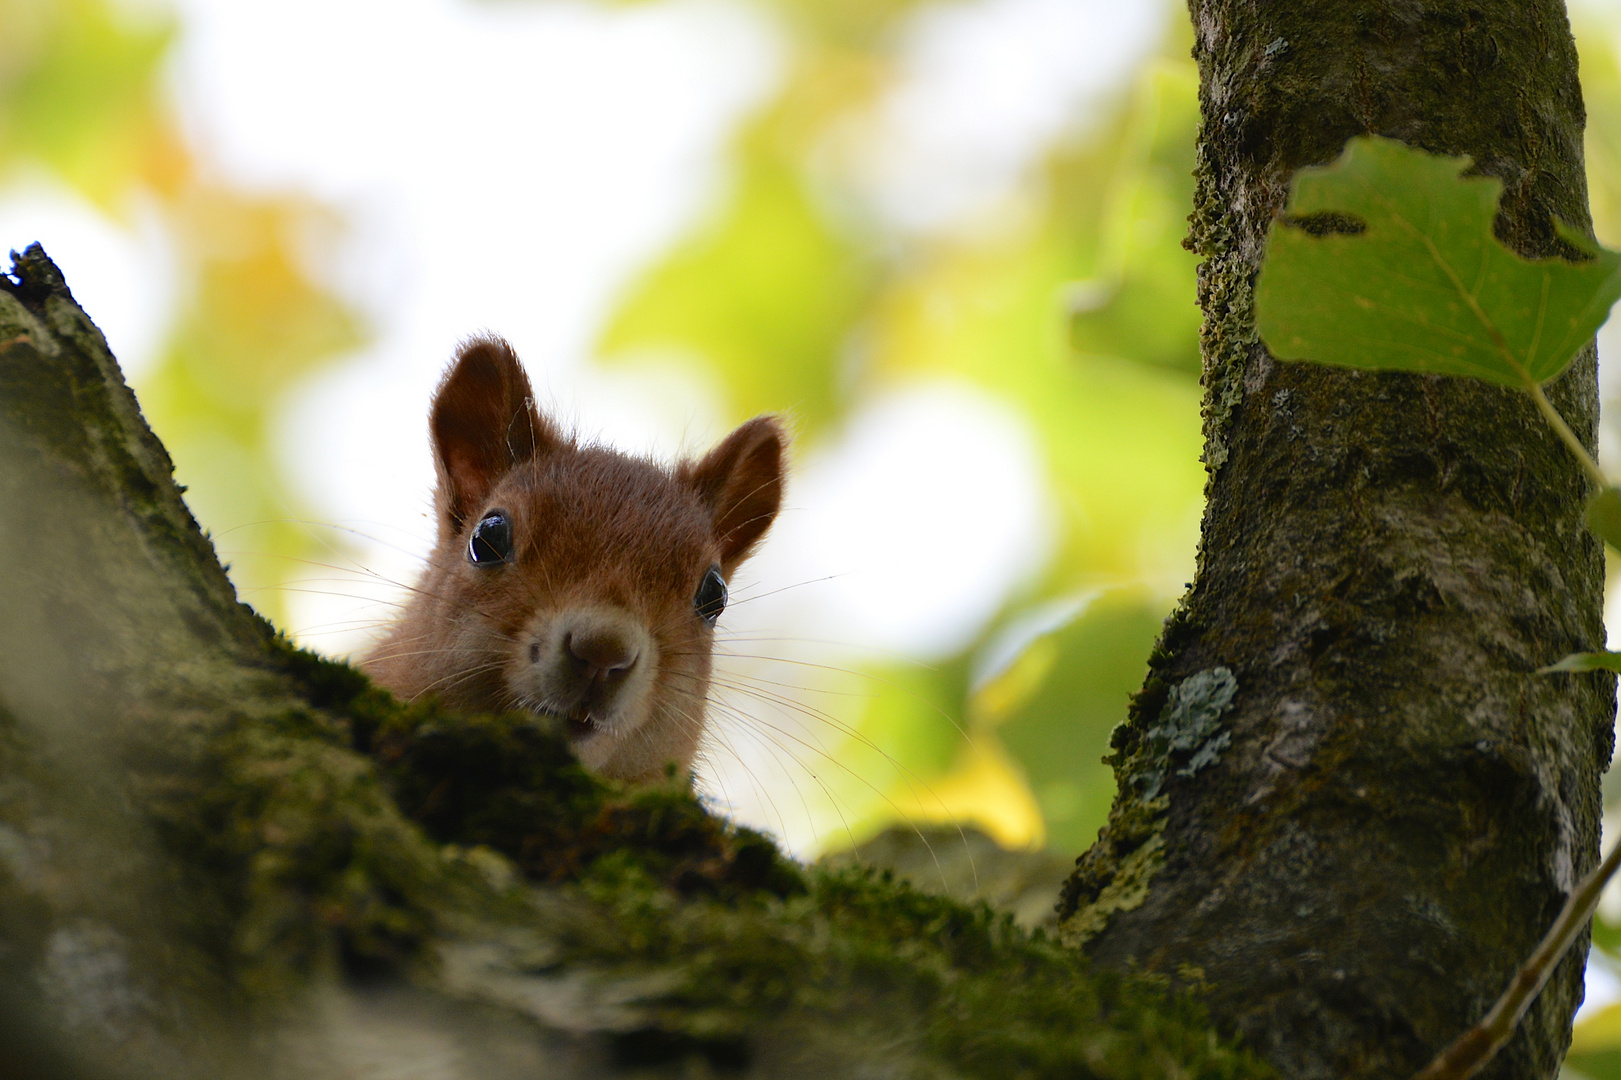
left=1060, top=824, right=1166, bottom=949
left=1059, top=668, right=1237, bottom=944
left=1131, top=667, right=1239, bottom=800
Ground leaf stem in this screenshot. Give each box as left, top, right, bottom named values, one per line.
left=1523, top=376, right=1608, bottom=491
left=1413, top=835, right=1621, bottom=1080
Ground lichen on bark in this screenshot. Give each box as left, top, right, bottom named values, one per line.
left=1060, top=3, right=1615, bottom=1078
left=0, top=244, right=1269, bottom=1079
left=1059, top=667, right=1237, bottom=948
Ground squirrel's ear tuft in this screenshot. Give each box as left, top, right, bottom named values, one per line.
left=429, top=336, right=557, bottom=533
left=683, top=416, right=786, bottom=571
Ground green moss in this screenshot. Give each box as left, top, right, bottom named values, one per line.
left=1058, top=784, right=1170, bottom=942
left=1186, top=200, right=1253, bottom=475
left=563, top=860, right=1272, bottom=1079
left=371, top=707, right=805, bottom=901
left=153, top=699, right=452, bottom=997
left=249, top=639, right=1271, bottom=1076
left=1061, top=826, right=1166, bottom=949
left=2, top=559, right=1264, bottom=1074
left=270, top=636, right=804, bottom=901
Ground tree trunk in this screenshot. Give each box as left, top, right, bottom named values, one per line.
left=1059, top=2, right=1614, bottom=1077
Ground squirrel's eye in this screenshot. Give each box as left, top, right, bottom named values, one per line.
left=467, top=510, right=513, bottom=566
left=694, top=565, right=727, bottom=624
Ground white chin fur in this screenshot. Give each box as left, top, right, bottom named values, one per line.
left=570, top=724, right=624, bottom=771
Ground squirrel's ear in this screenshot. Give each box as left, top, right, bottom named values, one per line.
left=683, top=416, right=786, bottom=572
left=429, top=336, right=555, bottom=532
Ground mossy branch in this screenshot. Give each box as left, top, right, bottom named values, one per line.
left=0, top=245, right=1267, bottom=1080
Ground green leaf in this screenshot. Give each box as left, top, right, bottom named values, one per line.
left=1587, top=487, right=1621, bottom=550
left=1255, top=136, right=1621, bottom=388
left=1538, top=651, right=1621, bottom=674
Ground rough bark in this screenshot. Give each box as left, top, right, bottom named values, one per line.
left=0, top=245, right=1269, bottom=1079
left=1059, top=2, right=1614, bottom=1078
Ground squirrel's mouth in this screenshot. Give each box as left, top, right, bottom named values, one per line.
left=526, top=704, right=599, bottom=742
left=555, top=702, right=600, bottom=741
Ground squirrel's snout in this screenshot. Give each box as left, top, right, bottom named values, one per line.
left=521, top=608, right=653, bottom=727
left=565, top=624, right=641, bottom=684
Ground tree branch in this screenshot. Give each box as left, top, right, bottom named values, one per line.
left=0, top=244, right=1267, bottom=1079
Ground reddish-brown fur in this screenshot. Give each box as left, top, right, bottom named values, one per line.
left=362, top=335, right=785, bottom=782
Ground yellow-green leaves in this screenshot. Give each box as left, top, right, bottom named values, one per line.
left=1255, top=136, right=1621, bottom=389
left=0, top=0, right=182, bottom=203
left=1065, top=61, right=1202, bottom=376
left=1585, top=487, right=1621, bottom=551
left=598, top=96, right=875, bottom=433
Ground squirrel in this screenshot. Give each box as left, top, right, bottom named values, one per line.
left=361, top=335, right=786, bottom=783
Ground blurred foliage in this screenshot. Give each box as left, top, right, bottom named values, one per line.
left=600, top=77, right=880, bottom=432
left=762, top=0, right=934, bottom=49
left=1065, top=62, right=1203, bottom=374
left=0, top=0, right=1207, bottom=865
left=0, top=0, right=184, bottom=203
left=1587, top=14, right=1621, bottom=250
left=138, top=191, right=365, bottom=612
left=868, top=58, right=1205, bottom=588
left=992, top=590, right=1163, bottom=854
left=594, top=0, right=1211, bottom=861
left=0, top=0, right=366, bottom=631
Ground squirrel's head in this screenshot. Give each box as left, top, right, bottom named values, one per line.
left=368, top=335, right=786, bottom=782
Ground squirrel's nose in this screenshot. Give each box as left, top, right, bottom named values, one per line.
left=565, top=626, right=639, bottom=681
